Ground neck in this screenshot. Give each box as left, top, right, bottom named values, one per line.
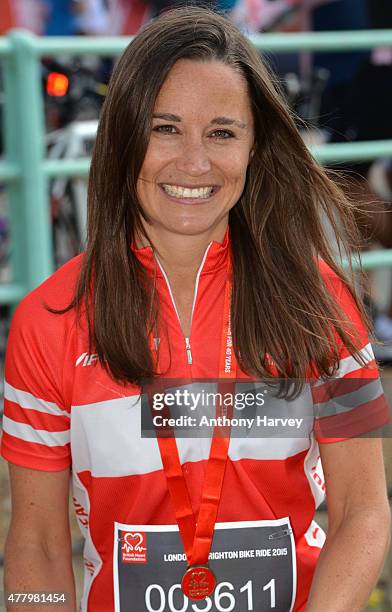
left=136, top=222, right=228, bottom=278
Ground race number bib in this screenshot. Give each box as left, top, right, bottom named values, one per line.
left=113, top=518, right=296, bottom=612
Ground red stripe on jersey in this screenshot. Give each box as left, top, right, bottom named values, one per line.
left=3, top=399, right=70, bottom=432
left=1, top=431, right=71, bottom=471
left=315, top=394, right=390, bottom=442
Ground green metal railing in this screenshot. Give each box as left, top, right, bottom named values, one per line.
left=1, top=29, right=392, bottom=305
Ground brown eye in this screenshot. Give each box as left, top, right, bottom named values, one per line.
left=153, top=125, right=178, bottom=134
left=210, top=129, right=234, bottom=139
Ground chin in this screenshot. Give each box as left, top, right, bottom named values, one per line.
left=158, top=218, right=215, bottom=236
left=171, top=224, right=212, bottom=236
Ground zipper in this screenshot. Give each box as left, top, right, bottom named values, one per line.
left=155, top=243, right=213, bottom=367
left=185, top=337, right=193, bottom=365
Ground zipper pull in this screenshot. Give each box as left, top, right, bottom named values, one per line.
left=185, top=337, right=193, bottom=365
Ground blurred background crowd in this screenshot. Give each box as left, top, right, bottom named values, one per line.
left=0, top=1, right=391, bottom=44
left=0, top=0, right=341, bottom=37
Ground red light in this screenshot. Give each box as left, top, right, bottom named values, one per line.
left=46, top=72, right=69, bottom=97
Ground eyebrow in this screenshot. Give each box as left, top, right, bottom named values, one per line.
left=152, top=113, right=181, bottom=122
left=211, top=116, right=247, bottom=129
left=152, top=113, right=247, bottom=129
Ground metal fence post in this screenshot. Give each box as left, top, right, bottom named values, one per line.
left=3, top=30, right=53, bottom=295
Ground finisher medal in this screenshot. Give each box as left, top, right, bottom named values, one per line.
left=152, top=255, right=236, bottom=600
left=181, top=565, right=217, bottom=600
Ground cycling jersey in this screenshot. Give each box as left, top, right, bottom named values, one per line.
left=1, top=228, right=388, bottom=611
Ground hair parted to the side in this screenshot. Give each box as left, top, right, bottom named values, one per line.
left=63, top=6, right=371, bottom=385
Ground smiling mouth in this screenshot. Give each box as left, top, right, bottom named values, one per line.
left=160, top=184, right=216, bottom=199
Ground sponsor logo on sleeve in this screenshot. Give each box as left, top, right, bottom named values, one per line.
left=75, top=353, right=99, bottom=367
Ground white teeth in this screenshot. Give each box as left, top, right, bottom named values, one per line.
left=162, top=184, right=214, bottom=199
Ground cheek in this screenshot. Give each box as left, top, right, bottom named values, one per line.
left=223, top=155, right=251, bottom=187
left=140, top=140, right=177, bottom=181
left=139, top=146, right=163, bottom=181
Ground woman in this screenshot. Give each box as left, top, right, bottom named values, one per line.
left=2, top=7, right=390, bottom=611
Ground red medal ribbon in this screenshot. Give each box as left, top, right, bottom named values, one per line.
left=151, top=255, right=236, bottom=599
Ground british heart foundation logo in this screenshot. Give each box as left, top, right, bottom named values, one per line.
left=121, top=531, right=147, bottom=563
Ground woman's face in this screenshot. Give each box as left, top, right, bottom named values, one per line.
left=137, top=59, right=254, bottom=241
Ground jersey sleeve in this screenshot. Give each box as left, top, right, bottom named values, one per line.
left=311, top=263, right=390, bottom=443
left=1, top=293, right=73, bottom=471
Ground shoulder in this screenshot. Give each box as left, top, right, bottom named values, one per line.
left=11, top=254, right=85, bottom=340
left=316, top=258, right=371, bottom=358
left=317, top=258, right=346, bottom=296
left=15, top=253, right=84, bottom=318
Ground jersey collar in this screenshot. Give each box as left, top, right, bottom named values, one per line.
left=131, top=226, right=230, bottom=277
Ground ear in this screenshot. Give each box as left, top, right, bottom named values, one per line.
left=248, top=147, right=255, bottom=164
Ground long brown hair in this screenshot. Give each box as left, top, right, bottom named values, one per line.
left=64, top=6, right=371, bottom=384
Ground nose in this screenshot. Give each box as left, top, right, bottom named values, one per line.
left=175, top=138, right=212, bottom=175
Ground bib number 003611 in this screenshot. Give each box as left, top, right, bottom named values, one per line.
left=114, top=520, right=297, bottom=612
left=145, top=578, right=277, bottom=612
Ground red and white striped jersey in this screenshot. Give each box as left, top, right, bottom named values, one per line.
left=1, top=229, right=389, bottom=611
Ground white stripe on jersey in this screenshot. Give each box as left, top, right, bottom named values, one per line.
left=313, top=342, right=374, bottom=387
left=229, top=437, right=310, bottom=461
left=303, top=434, right=325, bottom=510
left=71, top=396, right=163, bottom=477
left=4, top=382, right=69, bottom=417
left=304, top=520, right=326, bottom=549
left=71, top=395, right=312, bottom=477
left=3, top=416, right=70, bottom=447
left=72, top=472, right=103, bottom=612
